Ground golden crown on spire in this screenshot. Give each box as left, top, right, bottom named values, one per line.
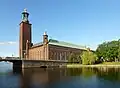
left=44, top=31, right=47, bottom=35
left=23, top=8, right=27, bottom=12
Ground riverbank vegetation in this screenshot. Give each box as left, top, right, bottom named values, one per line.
left=68, top=39, right=120, bottom=66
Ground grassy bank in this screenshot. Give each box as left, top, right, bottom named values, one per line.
left=67, top=62, right=120, bottom=68
left=99, top=62, right=120, bottom=65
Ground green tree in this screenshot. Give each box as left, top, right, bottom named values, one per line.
left=96, top=40, right=119, bottom=62
left=81, top=51, right=98, bottom=65
left=118, top=39, right=120, bottom=61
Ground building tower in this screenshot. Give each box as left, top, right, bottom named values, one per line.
left=43, top=31, right=48, bottom=60
left=43, top=31, right=48, bottom=44
left=19, top=9, right=32, bottom=59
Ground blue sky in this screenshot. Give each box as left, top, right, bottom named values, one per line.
left=0, top=0, right=120, bottom=56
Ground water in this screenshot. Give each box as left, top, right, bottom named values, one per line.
left=0, top=62, right=120, bottom=88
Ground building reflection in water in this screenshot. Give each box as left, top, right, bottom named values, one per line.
left=12, top=67, right=120, bottom=88
left=20, top=68, right=67, bottom=88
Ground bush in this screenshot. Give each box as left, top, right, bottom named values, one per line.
left=81, top=51, right=98, bottom=65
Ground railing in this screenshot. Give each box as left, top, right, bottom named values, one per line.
left=1, top=57, right=20, bottom=60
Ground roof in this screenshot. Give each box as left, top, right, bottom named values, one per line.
left=49, top=39, right=87, bottom=50
left=32, top=42, right=43, bottom=48
left=31, top=39, right=87, bottom=50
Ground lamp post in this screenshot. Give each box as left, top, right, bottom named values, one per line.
left=21, top=50, right=26, bottom=60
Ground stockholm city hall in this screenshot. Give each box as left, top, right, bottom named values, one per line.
left=19, top=9, right=89, bottom=61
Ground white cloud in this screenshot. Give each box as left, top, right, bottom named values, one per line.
left=0, top=41, right=18, bottom=57
left=7, top=42, right=17, bottom=44
left=0, top=41, right=18, bottom=45
left=0, top=42, right=4, bottom=45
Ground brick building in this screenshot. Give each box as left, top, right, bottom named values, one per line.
left=19, top=9, right=89, bottom=61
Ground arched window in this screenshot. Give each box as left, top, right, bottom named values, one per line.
left=60, top=52, right=62, bottom=60
left=32, top=51, right=33, bottom=59
left=30, top=52, right=32, bottom=60
left=58, top=52, right=60, bottom=60
left=35, top=51, right=36, bottom=60
left=55, top=52, right=57, bottom=60
left=39, top=50, right=40, bottom=59
left=37, top=50, right=38, bottom=60
left=62, top=52, right=65, bottom=60
left=40, top=51, right=41, bottom=60
left=56, top=52, right=59, bottom=60
left=53, top=52, right=55, bottom=60
left=65, top=52, right=66, bottom=61
left=50, top=51, right=53, bottom=60
left=33, top=51, right=35, bottom=60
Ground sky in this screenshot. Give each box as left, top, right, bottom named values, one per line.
left=0, top=0, right=120, bottom=57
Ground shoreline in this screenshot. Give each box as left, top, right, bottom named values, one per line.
left=67, top=64, right=120, bottom=68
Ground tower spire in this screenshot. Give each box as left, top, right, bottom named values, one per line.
left=19, top=8, right=32, bottom=59
left=22, top=8, right=29, bottom=22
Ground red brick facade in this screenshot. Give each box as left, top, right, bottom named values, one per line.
left=19, top=9, right=32, bottom=59
left=19, top=9, right=88, bottom=61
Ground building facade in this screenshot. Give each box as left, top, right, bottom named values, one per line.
left=19, top=9, right=89, bottom=61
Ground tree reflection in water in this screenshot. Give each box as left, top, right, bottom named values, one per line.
left=67, top=67, right=120, bottom=81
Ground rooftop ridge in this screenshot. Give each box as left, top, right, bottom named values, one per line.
left=31, top=39, right=87, bottom=50
left=49, top=39, right=87, bottom=50
left=49, top=39, right=86, bottom=47
left=60, top=41, right=86, bottom=48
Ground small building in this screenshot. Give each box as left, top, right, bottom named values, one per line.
left=19, top=9, right=90, bottom=61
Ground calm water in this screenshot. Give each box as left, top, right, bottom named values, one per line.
left=0, top=62, right=120, bottom=88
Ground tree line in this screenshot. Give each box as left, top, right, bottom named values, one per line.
left=68, top=39, right=120, bottom=65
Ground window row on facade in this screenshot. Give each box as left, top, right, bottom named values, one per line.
left=49, top=51, right=71, bottom=61
left=29, top=50, right=42, bottom=60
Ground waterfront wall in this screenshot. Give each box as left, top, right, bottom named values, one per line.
left=13, top=60, right=22, bottom=73
left=22, top=60, right=67, bottom=68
